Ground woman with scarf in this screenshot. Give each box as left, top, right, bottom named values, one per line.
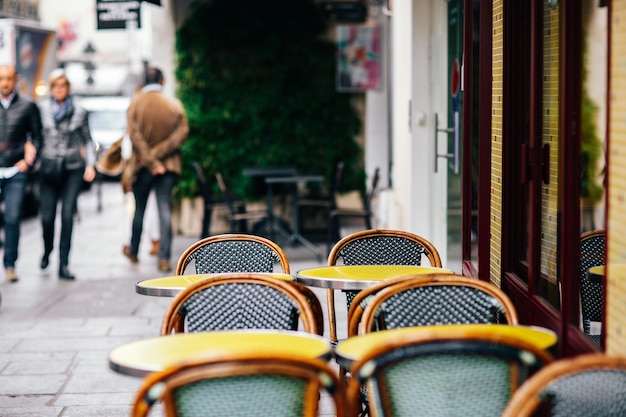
left=37, top=69, right=96, bottom=280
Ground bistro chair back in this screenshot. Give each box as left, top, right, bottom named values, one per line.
left=579, top=229, right=605, bottom=345
left=326, top=229, right=442, bottom=342
left=347, top=326, right=553, bottom=417
left=348, top=274, right=518, bottom=337
left=501, top=353, right=626, bottom=417
left=175, top=233, right=290, bottom=275
left=131, top=352, right=347, bottom=417
left=161, top=273, right=324, bottom=336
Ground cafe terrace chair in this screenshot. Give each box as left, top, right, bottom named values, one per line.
left=175, top=233, right=290, bottom=275
left=501, top=353, right=626, bottom=417
left=131, top=351, right=347, bottom=417
left=215, top=171, right=271, bottom=234
left=160, top=273, right=324, bottom=336
left=346, top=325, right=553, bottom=417
left=579, top=229, right=605, bottom=346
left=326, top=229, right=442, bottom=342
left=327, top=167, right=380, bottom=253
left=347, top=273, right=519, bottom=337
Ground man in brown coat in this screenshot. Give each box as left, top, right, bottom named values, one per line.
left=122, top=67, right=188, bottom=272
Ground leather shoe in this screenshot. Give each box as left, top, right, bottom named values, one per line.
left=59, top=266, right=75, bottom=280
left=40, top=254, right=50, bottom=270
left=5, top=267, right=18, bottom=283
left=123, top=245, right=138, bottom=263
left=157, top=259, right=172, bottom=272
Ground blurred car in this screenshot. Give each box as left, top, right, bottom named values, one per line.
left=78, top=95, right=131, bottom=179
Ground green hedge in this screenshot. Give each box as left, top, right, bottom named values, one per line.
left=174, top=0, right=365, bottom=201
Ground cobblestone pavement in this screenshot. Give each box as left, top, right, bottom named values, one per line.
left=0, top=181, right=339, bottom=417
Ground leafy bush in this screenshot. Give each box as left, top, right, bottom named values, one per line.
left=174, top=0, right=365, bottom=201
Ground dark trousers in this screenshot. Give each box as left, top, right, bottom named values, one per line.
left=0, top=172, right=27, bottom=268
left=39, top=169, right=84, bottom=266
left=130, top=169, right=177, bottom=260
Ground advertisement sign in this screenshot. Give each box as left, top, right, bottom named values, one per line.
left=96, top=0, right=141, bottom=30
left=336, top=24, right=381, bottom=92
left=0, top=20, right=57, bottom=99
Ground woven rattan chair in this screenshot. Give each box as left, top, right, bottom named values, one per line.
left=348, top=273, right=518, bottom=337
left=326, top=229, right=442, bottom=342
left=160, top=273, right=324, bottom=336
left=131, top=351, right=347, bottom=417
left=346, top=326, right=553, bottom=417
left=579, top=230, right=605, bottom=346
left=175, top=233, right=290, bottom=275
left=501, top=353, right=626, bottom=417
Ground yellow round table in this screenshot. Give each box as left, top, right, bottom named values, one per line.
left=334, top=324, right=558, bottom=369
left=587, top=265, right=604, bottom=284
left=109, top=330, right=331, bottom=377
left=135, top=273, right=294, bottom=297
left=295, top=265, right=452, bottom=290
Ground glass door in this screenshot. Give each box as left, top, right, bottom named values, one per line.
left=444, top=0, right=464, bottom=271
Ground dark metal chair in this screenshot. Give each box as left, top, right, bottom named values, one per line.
left=327, top=167, right=380, bottom=253
left=160, top=273, right=324, bottom=336
left=175, top=233, right=290, bottom=275
left=215, top=172, right=271, bottom=234
left=501, top=353, right=626, bottom=417
left=297, top=159, right=344, bottom=236
left=131, top=351, right=346, bottom=417
left=579, top=230, right=605, bottom=346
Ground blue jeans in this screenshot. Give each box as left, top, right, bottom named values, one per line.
left=39, top=168, right=85, bottom=266
left=130, top=169, right=177, bottom=260
left=0, top=172, right=28, bottom=268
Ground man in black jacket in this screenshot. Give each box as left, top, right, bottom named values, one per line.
left=0, top=64, right=42, bottom=282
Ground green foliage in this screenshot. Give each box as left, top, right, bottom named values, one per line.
left=174, top=0, right=364, bottom=201
left=580, top=32, right=604, bottom=206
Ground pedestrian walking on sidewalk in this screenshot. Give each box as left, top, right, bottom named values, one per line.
left=0, top=64, right=42, bottom=283
left=37, top=68, right=96, bottom=280
left=122, top=66, right=188, bottom=272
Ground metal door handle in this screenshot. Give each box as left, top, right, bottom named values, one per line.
left=434, top=112, right=459, bottom=174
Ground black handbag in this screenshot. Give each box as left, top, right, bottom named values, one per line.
left=38, top=156, right=64, bottom=177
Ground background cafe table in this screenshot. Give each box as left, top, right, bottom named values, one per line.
left=334, top=324, right=558, bottom=369
left=296, top=265, right=452, bottom=343
left=135, top=273, right=293, bottom=297
left=109, top=330, right=332, bottom=378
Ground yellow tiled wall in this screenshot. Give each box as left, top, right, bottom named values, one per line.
left=606, top=1, right=626, bottom=356
left=490, top=0, right=504, bottom=287
left=541, top=4, right=560, bottom=284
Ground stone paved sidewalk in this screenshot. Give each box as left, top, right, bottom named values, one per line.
left=0, top=181, right=334, bottom=417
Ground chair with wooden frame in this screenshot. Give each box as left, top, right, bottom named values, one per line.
left=161, top=273, right=324, bottom=336
left=579, top=230, right=605, bottom=346
left=501, top=353, right=626, bottom=417
left=175, top=233, right=290, bottom=275
left=326, top=229, right=442, bottom=343
left=131, top=351, right=347, bottom=417
left=347, top=273, right=519, bottom=338
left=346, top=325, right=553, bottom=417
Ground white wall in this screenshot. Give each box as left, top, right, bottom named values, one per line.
left=373, top=0, right=450, bottom=265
